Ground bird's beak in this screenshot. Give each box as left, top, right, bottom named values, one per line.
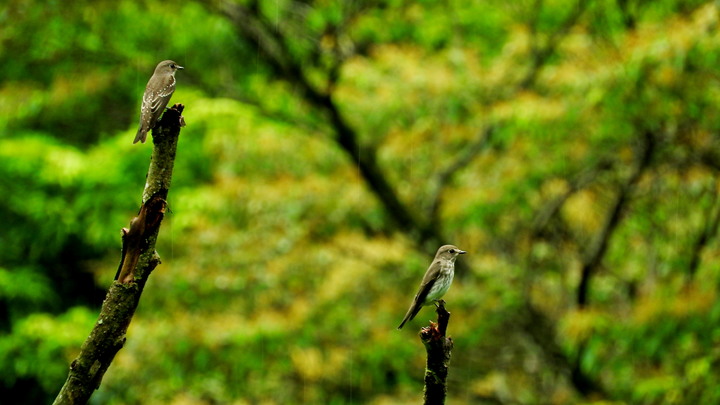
left=458, top=250, right=467, bottom=254
left=177, top=65, right=184, bottom=70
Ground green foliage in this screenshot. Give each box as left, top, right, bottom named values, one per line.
left=2, top=0, right=720, bottom=404
left=0, top=307, right=95, bottom=393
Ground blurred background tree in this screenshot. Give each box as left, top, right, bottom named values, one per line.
left=2, top=0, right=720, bottom=403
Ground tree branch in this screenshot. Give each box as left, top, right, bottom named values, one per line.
left=519, top=302, right=607, bottom=398
left=521, top=0, right=591, bottom=89
left=53, top=105, right=185, bottom=404
left=616, top=0, right=637, bottom=29
left=518, top=134, right=653, bottom=399
left=517, top=158, right=620, bottom=398
left=420, top=300, right=454, bottom=405
left=531, top=158, right=614, bottom=237
left=576, top=131, right=655, bottom=307
left=424, top=0, right=592, bottom=234
left=213, top=1, right=436, bottom=243
left=427, top=125, right=495, bottom=227
left=687, top=178, right=720, bottom=280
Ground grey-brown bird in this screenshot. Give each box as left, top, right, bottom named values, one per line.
left=398, top=245, right=466, bottom=329
left=134, top=60, right=184, bottom=144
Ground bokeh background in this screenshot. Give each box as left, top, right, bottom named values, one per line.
left=2, top=0, right=720, bottom=403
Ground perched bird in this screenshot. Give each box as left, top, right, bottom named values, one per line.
left=134, top=60, right=184, bottom=144
left=398, top=245, right=466, bottom=329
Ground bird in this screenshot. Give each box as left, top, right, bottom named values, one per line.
left=398, top=245, right=466, bottom=329
left=133, top=60, right=184, bottom=144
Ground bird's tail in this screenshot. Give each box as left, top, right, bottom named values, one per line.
left=397, top=301, right=422, bottom=329
left=133, top=127, right=147, bottom=144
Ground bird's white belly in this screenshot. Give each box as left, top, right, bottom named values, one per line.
left=425, top=266, right=454, bottom=304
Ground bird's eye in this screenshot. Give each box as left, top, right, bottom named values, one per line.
left=170, top=64, right=176, bottom=69
left=449, top=249, right=455, bottom=253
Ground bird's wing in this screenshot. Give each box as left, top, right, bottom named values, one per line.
left=145, top=87, right=173, bottom=114
left=143, top=76, right=176, bottom=114
left=413, top=259, right=442, bottom=305
left=397, top=260, right=442, bottom=328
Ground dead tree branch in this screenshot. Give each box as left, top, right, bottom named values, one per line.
left=420, top=300, right=454, bottom=405
left=53, top=105, right=185, bottom=405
